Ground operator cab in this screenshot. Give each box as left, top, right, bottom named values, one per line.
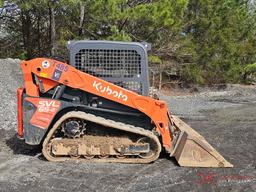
left=67, top=40, right=151, bottom=96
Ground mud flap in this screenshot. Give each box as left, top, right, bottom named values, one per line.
left=170, top=115, right=233, bottom=167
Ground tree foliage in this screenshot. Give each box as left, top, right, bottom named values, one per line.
left=0, top=0, right=256, bottom=84
left=184, top=0, right=256, bottom=83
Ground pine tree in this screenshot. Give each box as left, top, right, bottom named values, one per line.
left=184, top=0, right=256, bottom=83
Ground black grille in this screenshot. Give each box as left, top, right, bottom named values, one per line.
left=75, top=49, right=142, bottom=94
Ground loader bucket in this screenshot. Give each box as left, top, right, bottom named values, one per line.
left=170, top=115, right=233, bottom=167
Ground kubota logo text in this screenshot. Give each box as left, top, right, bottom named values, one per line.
left=93, top=81, right=128, bottom=102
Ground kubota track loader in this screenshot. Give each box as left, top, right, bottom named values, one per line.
left=17, top=41, right=233, bottom=167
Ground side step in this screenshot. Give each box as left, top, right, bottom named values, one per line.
left=170, top=115, right=233, bottom=167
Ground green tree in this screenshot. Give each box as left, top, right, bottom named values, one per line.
left=0, top=0, right=78, bottom=58
left=0, top=0, right=189, bottom=60
left=1, top=0, right=256, bottom=86
left=184, top=0, right=256, bottom=84
left=63, top=0, right=188, bottom=46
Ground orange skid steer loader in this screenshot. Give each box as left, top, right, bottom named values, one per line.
left=17, top=41, right=232, bottom=167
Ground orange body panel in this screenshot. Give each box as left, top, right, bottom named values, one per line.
left=20, top=58, right=173, bottom=150
left=25, top=97, right=61, bottom=129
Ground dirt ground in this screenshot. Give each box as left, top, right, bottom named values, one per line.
left=0, top=59, right=255, bottom=192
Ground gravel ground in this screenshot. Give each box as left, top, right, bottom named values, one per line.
left=0, top=59, right=255, bottom=192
